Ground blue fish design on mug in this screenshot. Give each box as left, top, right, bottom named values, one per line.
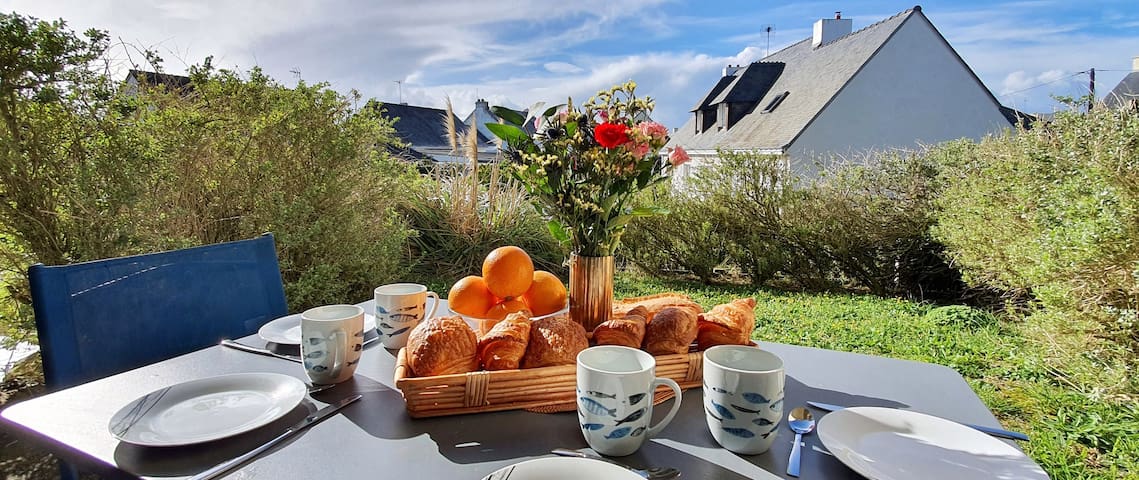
left=705, top=406, right=724, bottom=423
left=376, top=306, right=389, bottom=314
left=388, top=314, right=418, bottom=323
left=753, top=417, right=775, bottom=427
left=387, top=326, right=410, bottom=337
left=627, top=393, right=647, bottom=405
left=631, top=426, right=646, bottom=437
left=579, top=397, right=616, bottom=417
left=709, top=399, right=736, bottom=420
left=605, top=427, right=632, bottom=439
left=770, top=398, right=784, bottom=411
left=761, top=425, right=779, bottom=438
left=731, top=404, right=764, bottom=414
left=379, top=322, right=394, bottom=329
left=586, top=391, right=616, bottom=399
left=704, top=383, right=733, bottom=395
left=742, top=392, right=770, bottom=404
left=615, top=408, right=645, bottom=426
left=581, top=423, right=604, bottom=431
left=722, top=427, right=755, bottom=438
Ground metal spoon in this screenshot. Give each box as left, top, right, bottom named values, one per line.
left=787, top=406, right=816, bottom=477
left=551, top=448, right=681, bottom=479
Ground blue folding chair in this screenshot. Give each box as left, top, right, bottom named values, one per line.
left=29, top=233, right=288, bottom=390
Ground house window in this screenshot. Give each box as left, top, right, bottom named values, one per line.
left=760, top=91, right=789, bottom=113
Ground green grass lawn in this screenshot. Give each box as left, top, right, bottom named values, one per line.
left=616, top=273, right=1139, bottom=480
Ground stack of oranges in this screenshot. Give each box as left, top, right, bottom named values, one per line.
left=448, top=246, right=567, bottom=320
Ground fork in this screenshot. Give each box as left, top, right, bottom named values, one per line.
left=551, top=448, right=681, bottom=479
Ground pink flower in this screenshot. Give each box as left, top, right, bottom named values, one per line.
left=636, top=121, right=668, bottom=140
left=598, top=110, right=609, bottom=122
left=628, top=142, right=650, bottom=160
left=668, top=146, right=690, bottom=166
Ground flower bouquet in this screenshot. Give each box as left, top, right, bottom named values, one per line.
left=485, top=81, right=689, bottom=329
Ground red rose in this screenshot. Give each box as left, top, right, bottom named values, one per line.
left=594, top=122, right=630, bottom=149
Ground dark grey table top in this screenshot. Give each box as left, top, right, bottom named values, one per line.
left=1, top=299, right=1016, bottom=479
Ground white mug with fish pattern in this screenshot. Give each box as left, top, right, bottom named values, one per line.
left=374, top=283, right=439, bottom=349
left=576, top=346, right=683, bottom=456
left=301, top=304, right=365, bottom=385
left=703, top=345, right=785, bottom=454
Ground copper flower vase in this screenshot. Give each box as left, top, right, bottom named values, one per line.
left=568, top=254, right=615, bottom=332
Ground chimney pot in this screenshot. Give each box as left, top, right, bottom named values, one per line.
left=835, top=11, right=841, bottom=19
left=1133, top=55, right=1139, bottom=72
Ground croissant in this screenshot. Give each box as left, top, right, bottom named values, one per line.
left=642, top=306, right=699, bottom=355
left=477, top=312, right=532, bottom=370
left=612, top=292, right=702, bottom=323
left=592, top=305, right=648, bottom=348
left=521, top=316, right=589, bottom=368
left=697, top=298, right=757, bottom=350
left=406, top=315, right=479, bottom=377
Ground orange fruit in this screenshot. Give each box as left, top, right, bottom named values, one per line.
left=484, top=298, right=530, bottom=321
left=522, top=270, right=567, bottom=316
left=448, top=276, right=498, bottom=317
left=482, top=246, right=534, bottom=299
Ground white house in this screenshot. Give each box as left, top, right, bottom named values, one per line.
left=667, top=6, right=1016, bottom=177
left=1104, top=56, right=1139, bottom=109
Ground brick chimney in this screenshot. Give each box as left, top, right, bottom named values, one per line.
left=813, top=11, right=853, bottom=48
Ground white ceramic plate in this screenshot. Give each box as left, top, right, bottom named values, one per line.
left=817, top=407, right=1049, bottom=480
left=480, top=457, right=643, bottom=480
left=258, top=312, right=377, bottom=345
left=108, top=373, right=307, bottom=447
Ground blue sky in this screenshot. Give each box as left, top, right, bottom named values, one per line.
left=2, top=0, right=1136, bottom=128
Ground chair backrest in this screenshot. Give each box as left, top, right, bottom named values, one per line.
left=29, top=233, right=288, bottom=389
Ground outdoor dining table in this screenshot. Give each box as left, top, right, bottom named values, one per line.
left=1, top=299, right=1028, bottom=479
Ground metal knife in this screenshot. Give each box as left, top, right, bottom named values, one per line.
left=807, top=401, right=1029, bottom=441
left=190, top=394, right=363, bottom=480
left=220, top=339, right=303, bottom=363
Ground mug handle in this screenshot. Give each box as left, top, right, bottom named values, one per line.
left=425, top=291, right=440, bottom=319
left=645, top=377, right=683, bottom=439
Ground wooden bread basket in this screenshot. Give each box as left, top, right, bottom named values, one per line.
left=393, top=347, right=705, bottom=418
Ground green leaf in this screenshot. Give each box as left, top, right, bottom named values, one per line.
left=485, top=123, right=530, bottom=147
left=490, top=106, right=526, bottom=126
left=565, top=121, right=577, bottom=138
left=542, top=104, right=565, bottom=118
left=630, top=206, right=669, bottom=217
left=547, top=219, right=570, bottom=243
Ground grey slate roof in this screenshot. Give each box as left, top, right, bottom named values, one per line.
left=1105, top=72, right=1139, bottom=109
left=710, top=63, right=786, bottom=105
left=127, top=69, right=192, bottom=91
left=379, top=102, right=489, bottom=148
left=668, top=8, right=918, bottom=152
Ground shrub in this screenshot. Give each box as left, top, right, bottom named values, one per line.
left=401, top=162, right=566, bottom=284
left=933, top=105, right=1139, bottom=342
left=621, top=186, right=729, bottom=282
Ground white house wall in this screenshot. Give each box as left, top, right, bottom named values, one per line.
left=787, top=14, right=1010, bottom=174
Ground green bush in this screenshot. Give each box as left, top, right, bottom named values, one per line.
left=621, top=186, right=729, bottom=282
left=932, top=106, right=1139, bottom=342
left=400, top=163, right=565, bottom=285
left=685, top=149, right=954, bottom=297
left=0, top=13, right=418, bottom=339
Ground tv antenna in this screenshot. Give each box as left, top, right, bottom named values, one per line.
left=763, top=25, right=775, bottom=58
left=394, top=80, right=403, bottom=104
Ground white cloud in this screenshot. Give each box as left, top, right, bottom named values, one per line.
left=544, top=62, right=584, bottom=74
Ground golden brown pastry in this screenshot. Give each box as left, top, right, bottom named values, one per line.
left=406, top=315, right=479, bottom=377
left=521, top=316, right=589, bottom=368
left=642, top=306, right=699, bottom=355
left=612, top=292, right=702, bottom=323
left=477, top=312, right=532, bottom=370
left=697, top=298, right=757, bottom=350
left=592, top=306, right=648, bottom=348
